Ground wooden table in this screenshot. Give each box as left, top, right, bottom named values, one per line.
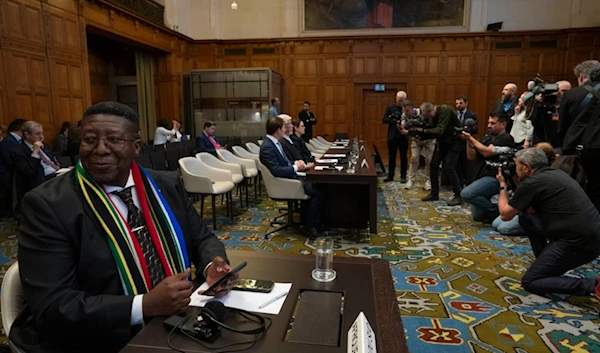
left=306, top=141, right=378, bottom=233
left=121, top=251, right=407, bottom=353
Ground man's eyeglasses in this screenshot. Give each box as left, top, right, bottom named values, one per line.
left=80, top=136, right=137, bottom=151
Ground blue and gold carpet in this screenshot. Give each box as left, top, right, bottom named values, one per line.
left=1, top=173, right=599, bottom=352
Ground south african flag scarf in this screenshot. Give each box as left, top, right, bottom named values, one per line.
left=75, top=162, right=190, bottom=295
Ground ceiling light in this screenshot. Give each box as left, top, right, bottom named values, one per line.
left=231, top=1, right=238, bottom=10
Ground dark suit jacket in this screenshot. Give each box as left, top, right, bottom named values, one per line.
left=382, top=104, right=404, bottom=141
left=457, top=110, right=478, bottom=133
left=0, top=133, right=20, bottom=175
left=290, top=134, right=316, bottom=163
left=9, top=142, right=57, bottom=202
left=196, top=132, right=218, bottom=156
left=425, top=105, right=460, bottom=139
left=558, top=81, right=598, bottom=151
left=259, top=136, right=297, bottom=179
left=298, top=110, right=317, bottom=139
left=281, top=137, right=304, bottom=163
left=10, top=169, right=227, bottom=353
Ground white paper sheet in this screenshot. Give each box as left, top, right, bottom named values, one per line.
left=314, top=166, right=343, bottom=171
left=189, top=282, right=293, bottom=315
left=323, top=154, right=346, bottom=157
left=316, top=159, right=338, bottom=163
left=330, top=146, right=347, bottom=149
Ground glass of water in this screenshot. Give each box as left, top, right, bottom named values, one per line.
left=312, top=237, right=336, bottom=282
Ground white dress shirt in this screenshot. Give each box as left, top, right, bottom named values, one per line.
left=10, top=131, right=22, bottom=142
left=24, top=141, right=57, bottom=176
left=153, top=127, right=178, bottom=145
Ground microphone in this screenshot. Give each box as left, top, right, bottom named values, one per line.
left=347, top=312, right=377, bottom=353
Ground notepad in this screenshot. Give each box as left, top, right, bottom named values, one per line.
left=323, top=154, right=346, bottom=158
left=316, top=159, right=338, bottom=163
left=314, top=166, right=343, bottom=171
left=190, top=282, right=292, bottom=315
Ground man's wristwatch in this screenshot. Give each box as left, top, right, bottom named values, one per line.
left=498, top=185, right=508, bottom=191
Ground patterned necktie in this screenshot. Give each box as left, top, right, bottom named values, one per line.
left=113, top=187, right=165, bottom=287
left=39, top=149, right=59, bottom=171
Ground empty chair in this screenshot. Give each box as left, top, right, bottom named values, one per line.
left=245, top=142, right=260, bottom=154
left=217, top=149, right=259, bottom=207
left=149, top=151, right=167, bottom=171
left=232, top=145, right=262, bottom=199
left=197, top=152, right=244, bottom=210
left=166, top=141, right=182, bottom=150
left=141, top=145, right=154, bottom=154
left=257, top=139, right=263, bottom=146
left=317, top=136, right=333, bottom=145
left=165, top=149, right=180, bottom=171
left=178, top=146, right=194, bottom=160
left=1, top=262, right=24, bottom=339
left=309, top=139, right=328, bottom=153
left=258, top=162, right=309, bottom=239
left=179, top=157, right=235, bottom=230
left=305, top=143, right=323, bottom=160
left=135, top=154, right=153, bottom=169
left=311, top=138, right=331, bottom=149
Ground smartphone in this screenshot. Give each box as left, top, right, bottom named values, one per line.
left=233, top=278, right=275, bottom=293
left=204, top=261, right=247, bottom=296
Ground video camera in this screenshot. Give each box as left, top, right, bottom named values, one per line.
left=525, top=75, right=560, bottom=106
left=387, top=111, right=403, bottom=124
left=404, top=116, right=426, bottom=137
left=453, top=118, right=478, bottom=136
left=485, top=147, right=518, bottom=190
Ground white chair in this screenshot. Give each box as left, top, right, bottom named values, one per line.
left=309, top=139, right=329, bottom=153
left=317, top=136, right=333, bottom=145
left=197, top=152, right=245, bottom=210
left=257, top=139, right=263, bottom=146
left=1, top=262, right=24, bottom=339
left=312, top=138, right=331, bottom=149
left=258, top=162, right=310, bottom=239
left=245, top=142, right=261, bottom=154
left=179, top=157, right=235, bottom=229
left=217, top=149, right=259, bottom=207
left=306, top=143, right=323, bottom=160
left=232, top=146, right=262, bottom=199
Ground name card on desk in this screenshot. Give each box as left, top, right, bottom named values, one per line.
left=348, top=312, right=377, bottom=353
left=316, top=159, right=338, bottom=163
left=360, top=145, right=365, bottom=151
left=324, top=154, right=346, bottom=158
left=330, top=146, right=347, bottom=149
left=361, top=159, right=369, bottom=168
left=315, top=166, right=343, bottom=171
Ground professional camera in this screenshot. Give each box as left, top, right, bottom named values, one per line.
left=525, top=75, right=560, bottom=106
left=485, top=147, right=518, bottom=190
left=453, top=118, right=478, bottom=136
left=404, top=116, right=426, bottom=136
left=388, top=111, right=403, bottom=124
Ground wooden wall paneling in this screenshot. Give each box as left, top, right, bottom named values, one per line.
left=321, top=82, right=349, bottom=137
left=294, top=55, right=319, bottom=78
left=0, top=41, right=7, bottom=128
left=88, top=49, right=110, bottom=103
left=291, top=80, right=319, bottom=117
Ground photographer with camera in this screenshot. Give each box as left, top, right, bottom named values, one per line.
left=411, top=103, right=462, bottom=205
left=459, top=111, right=515, bottom=222
left=496, top=148, right=600, bottom=298
left=558, top=60, right=600, bottom=211
left=402, top=100, right=435, bottom=190
left=382, top=91, right=409, bottom=183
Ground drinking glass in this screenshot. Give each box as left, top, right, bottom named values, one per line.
left=312, top=237, right=336, bottom=282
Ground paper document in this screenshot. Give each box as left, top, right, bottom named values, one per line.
left=315, top=166, right=343, bottom=171
left=330, top=146, right=347, bottom=149
left=323, top=154, right=346, bottom=157
left=190, top=282, right=293, bottom=315
left=316, top=159, right=338, bottom=163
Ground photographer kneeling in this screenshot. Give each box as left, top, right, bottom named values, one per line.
left=497, top=148, right=600, bottom=297
left=460, top=111, right=515, bottom=222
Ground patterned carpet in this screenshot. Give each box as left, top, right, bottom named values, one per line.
left=1, top=171, right=600, bottom=352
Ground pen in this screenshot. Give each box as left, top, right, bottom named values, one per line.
left=258, top=291, right=289, bottom=309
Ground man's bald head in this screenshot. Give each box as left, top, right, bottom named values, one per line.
left=502, top=83, right=517, bottom=101
left=557, top=80, right=572, bottom=100
left=396, top=91, right=407, bottom=105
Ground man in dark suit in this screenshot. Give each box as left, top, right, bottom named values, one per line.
left=492, top=83, right=518, bottom=132
left=558, top=60, right=600, bottom=210
left=195, top=121, right=223, bottom=157
left=259, top=117, right=324, bottom=235
left=298, top=101, right=317, bottom=142
left=279, top=114, right=315, bottom=168
left=10, top=102, right=235, bottom=353
left=0, top=118, right=26, bottom=216
left=455, top=95, right=478, bottom=186
left=382, top=91, right=409, bottom=183
left=9, top=121, right=60, bottom=213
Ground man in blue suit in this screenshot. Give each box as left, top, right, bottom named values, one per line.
left=196, top=121, right=223, bottom=157
left=259, top=117, right=324, bottom=236
left=0, top=118, right=27, bottom=216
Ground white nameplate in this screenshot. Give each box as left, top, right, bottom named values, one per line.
left=361, top=159, right=368, bottom=168
left=348, top=312, right=377, bottom=353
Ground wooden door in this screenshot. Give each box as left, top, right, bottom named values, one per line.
left=362, top=90, right=396, bottom=161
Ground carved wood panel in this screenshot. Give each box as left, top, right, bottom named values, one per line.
left=321, top=83, right=349, bottom=136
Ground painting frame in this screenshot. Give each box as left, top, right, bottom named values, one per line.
left=300, top=0, right=471, bottom=36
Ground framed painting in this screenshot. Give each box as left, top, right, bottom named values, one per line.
left=303, top=0, right=468, bottom=32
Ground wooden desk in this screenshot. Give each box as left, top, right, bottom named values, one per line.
left=306, top=142, right=378, bottom=233
left=121, top=251, right=407, bottom=353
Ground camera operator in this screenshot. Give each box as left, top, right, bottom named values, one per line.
left=412, top=103, right=462, bottom=205
left=496, top=148, right=600, bottom=298
left=530, top=81, right=571, bottom=146
left=460, top=111, right=515, bottom=222
left=558, top=60, right=600, bottom=211
left=382, top=91, right=409, bottom=183
left=402, top=100, right=435, bottom=190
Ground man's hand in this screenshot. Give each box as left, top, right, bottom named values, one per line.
left=142, top=268, right=193, bottom=318
left=411, top=127, right=424, bottom=133
left=523, top=140, right=530, bottom=149
left=295, top=160, right=307, bottom=171
left=306, top=162, right=315, bottom=170
left=461, top=131, right=472, bottom=140
left=200, top=256, right=237, bottom=298
left=496, top=167, right=507, bottom=185
left=32, top=141, right=43, bottom=154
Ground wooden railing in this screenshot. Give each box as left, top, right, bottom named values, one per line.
left=106, top=0, right=165, bottom=25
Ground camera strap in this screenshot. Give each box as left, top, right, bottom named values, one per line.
left=574, top=83, right=600, bottom=117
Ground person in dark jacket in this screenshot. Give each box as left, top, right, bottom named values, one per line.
left=297, top=101, right=317, bottom=142
left=196, top=121, right=223, bottom=157
left=54, top=122, right=72, bottom=155
left=291, top=118, right=316, bottom=164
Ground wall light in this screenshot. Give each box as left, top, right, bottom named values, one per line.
left=231, top=1, right=238, bottom=10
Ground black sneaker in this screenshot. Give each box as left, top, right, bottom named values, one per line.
left=400, top=178, right=407, bottom=183
left=447, top=196, right=463, bottom=206
left=383, top=177, right=394, bottom=182
left=422, top=193, right=439, bottom=201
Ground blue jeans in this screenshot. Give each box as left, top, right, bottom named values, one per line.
left=492, top=215, right=524, bottom=235
left=460, top=176, right=499, bottom=221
